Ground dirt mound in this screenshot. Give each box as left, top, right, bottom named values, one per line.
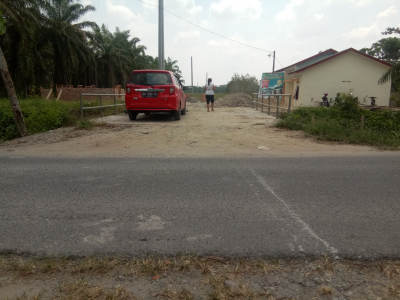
left=216, top=93, right=253, bottom=107
left=186, top=97, right=201, bottom=103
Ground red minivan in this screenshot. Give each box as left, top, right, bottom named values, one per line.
left=125, top=70, right=188, bottom=121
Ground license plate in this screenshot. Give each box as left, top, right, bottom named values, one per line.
left=142, top=91, right=158, bottom=98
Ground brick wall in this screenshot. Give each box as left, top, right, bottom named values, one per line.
left=55, top=87, right=125, bottom=101
left=40, top=88, right=53, bottom=99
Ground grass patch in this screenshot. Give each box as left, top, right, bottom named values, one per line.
left=276, top=93, right=400, bottom=149
left=1, top=254, right=400, bottom=299
left=0, top=98, right=125, bottom=142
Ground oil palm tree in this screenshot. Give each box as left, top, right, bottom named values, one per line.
left=165, top=57, right=185, bottom=84
left=378, top=62, right=400, bottom=91
left=39, top=0, right=97, bottom=85
left=0, top=0, right=41, bottom=136
left=89, top=25, right=147, bottom=87
left=378, top=27, right=400, bottom=90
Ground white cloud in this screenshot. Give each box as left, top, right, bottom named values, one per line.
left=175, top=0, right=202, bottom=14
left=377, top=5, right=398, bottom=19
left=106, top=1, right=136, bottom=20
left=174, top=30, right=201, bottom=43
left=275, top=0, right=304, bottom=21
left=342, top=6, right=398, bottom=41
left=314, top=13, right=324, bottom=20
left=209, top=0, right=262, bottom=21
left=140, top=0, right=202, bottom=15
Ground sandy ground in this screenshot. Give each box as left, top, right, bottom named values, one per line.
left=0, top=102, right=389, bottom=158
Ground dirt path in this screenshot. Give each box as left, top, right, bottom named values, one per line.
left=0, top=103, right=386, bottom=157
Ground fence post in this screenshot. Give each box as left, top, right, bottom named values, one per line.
left=261, top=95, right=264, bottom=112
left=114, top=94, right=117, bottom=115
left=288, top=95, right=292, bottom=115
left=268, top=95, right=271, bottom=116
left=80, top=94, right=83, bottom=119
left=100, top=95, right=103, bottom=118
left=360, top=115, right=364, bottom=131
left=276, top=96, right=279, bottom=117
left=256, top=95, right=258, bottom=111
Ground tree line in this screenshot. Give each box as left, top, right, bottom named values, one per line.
left=0, top=0, right=184, bottom=97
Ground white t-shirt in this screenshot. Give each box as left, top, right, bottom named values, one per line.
left=205, top=83, right=215, bottom=95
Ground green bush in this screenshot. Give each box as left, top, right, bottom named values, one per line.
left=276, top=93, right=400, bottom=149
left=0, top=109, right=19, bottom=141
left=0, top=98, right=125, bottom=142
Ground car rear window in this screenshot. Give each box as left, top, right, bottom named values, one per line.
left=129, top=72, right=172, bottom=85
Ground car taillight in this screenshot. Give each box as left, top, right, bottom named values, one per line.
left=126, top=87, right=131, bottom=94
left=169, top=87, right=174, bottom=95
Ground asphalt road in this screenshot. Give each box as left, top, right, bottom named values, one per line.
left=1, top=155, right=399, bottom=258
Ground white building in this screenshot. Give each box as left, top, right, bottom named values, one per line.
left=276, top=48, right=392, bottom=108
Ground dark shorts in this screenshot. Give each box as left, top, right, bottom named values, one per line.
left=206, top=95, right=214, bottom=104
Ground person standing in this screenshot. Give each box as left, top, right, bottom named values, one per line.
left=204, top=78, right=216, bottom=112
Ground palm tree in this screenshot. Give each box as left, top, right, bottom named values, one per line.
left=165, top=57, right=185, bottom=84
left=0, top=0, right=40, bottom=94
left=378, top=62, right=400, bottom=90
left=89, top=25, right=147, bottom=87
left=378, top=27, right=400, bottom=89
left=0, top=0, right=40, bottom=136
left=40, top=0, right=97, bottom=85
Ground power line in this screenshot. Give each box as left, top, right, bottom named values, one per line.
left=275, top=55, right=284, bottom=68
left=136, top=0, right=274, bottom=53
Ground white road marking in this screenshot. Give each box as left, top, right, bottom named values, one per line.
left=251, top=169, right=338, bottom=255
left=187, top=234, right=212, bottom=242
left=137, top=215, right=170, bottom=231
left=83, top=226, right=116, bottom=245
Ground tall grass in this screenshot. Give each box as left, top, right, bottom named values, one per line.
left=275, top=94, right=400, bottom=149
left=0, top=98, right=125, bottom=141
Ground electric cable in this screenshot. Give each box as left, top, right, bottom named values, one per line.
left=136, top=0, right=274, bottom=53
left=275, top=55, right=284, bottom=68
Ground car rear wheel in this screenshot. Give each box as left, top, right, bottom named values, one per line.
left=173, top=108, right=181, bottom=120
left=128, top=110, right=137, bottom=120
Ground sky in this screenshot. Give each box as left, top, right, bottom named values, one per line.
left=80, top=0, right=400, bottom=86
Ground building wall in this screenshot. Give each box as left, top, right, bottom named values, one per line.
left=297, top=51, right=391, bottom=107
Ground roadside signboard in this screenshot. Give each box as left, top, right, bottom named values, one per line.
left=259, top=72, right=284, bottom=95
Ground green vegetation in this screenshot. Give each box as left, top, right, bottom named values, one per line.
left=0, top=98, right=124, bottom=141
left=188, top=85, right=227, bottom=94
left=361, top=26, right=400, bottom=91
left=276, top=93, right=400, bottom=149
left=226, top=73, right=259, bottom=95
left=0, top=0, right=184, bottom=97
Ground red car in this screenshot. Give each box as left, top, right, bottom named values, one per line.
left=125, top=70, right=188, bottom=121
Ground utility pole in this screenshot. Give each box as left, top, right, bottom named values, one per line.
left=191, top=57, right=194, bottom=97
left=158, top=0, right=164, bottom=70
left=273, top=51, right=275, bottom=72
left=269, top=51, right=276, bottom=72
